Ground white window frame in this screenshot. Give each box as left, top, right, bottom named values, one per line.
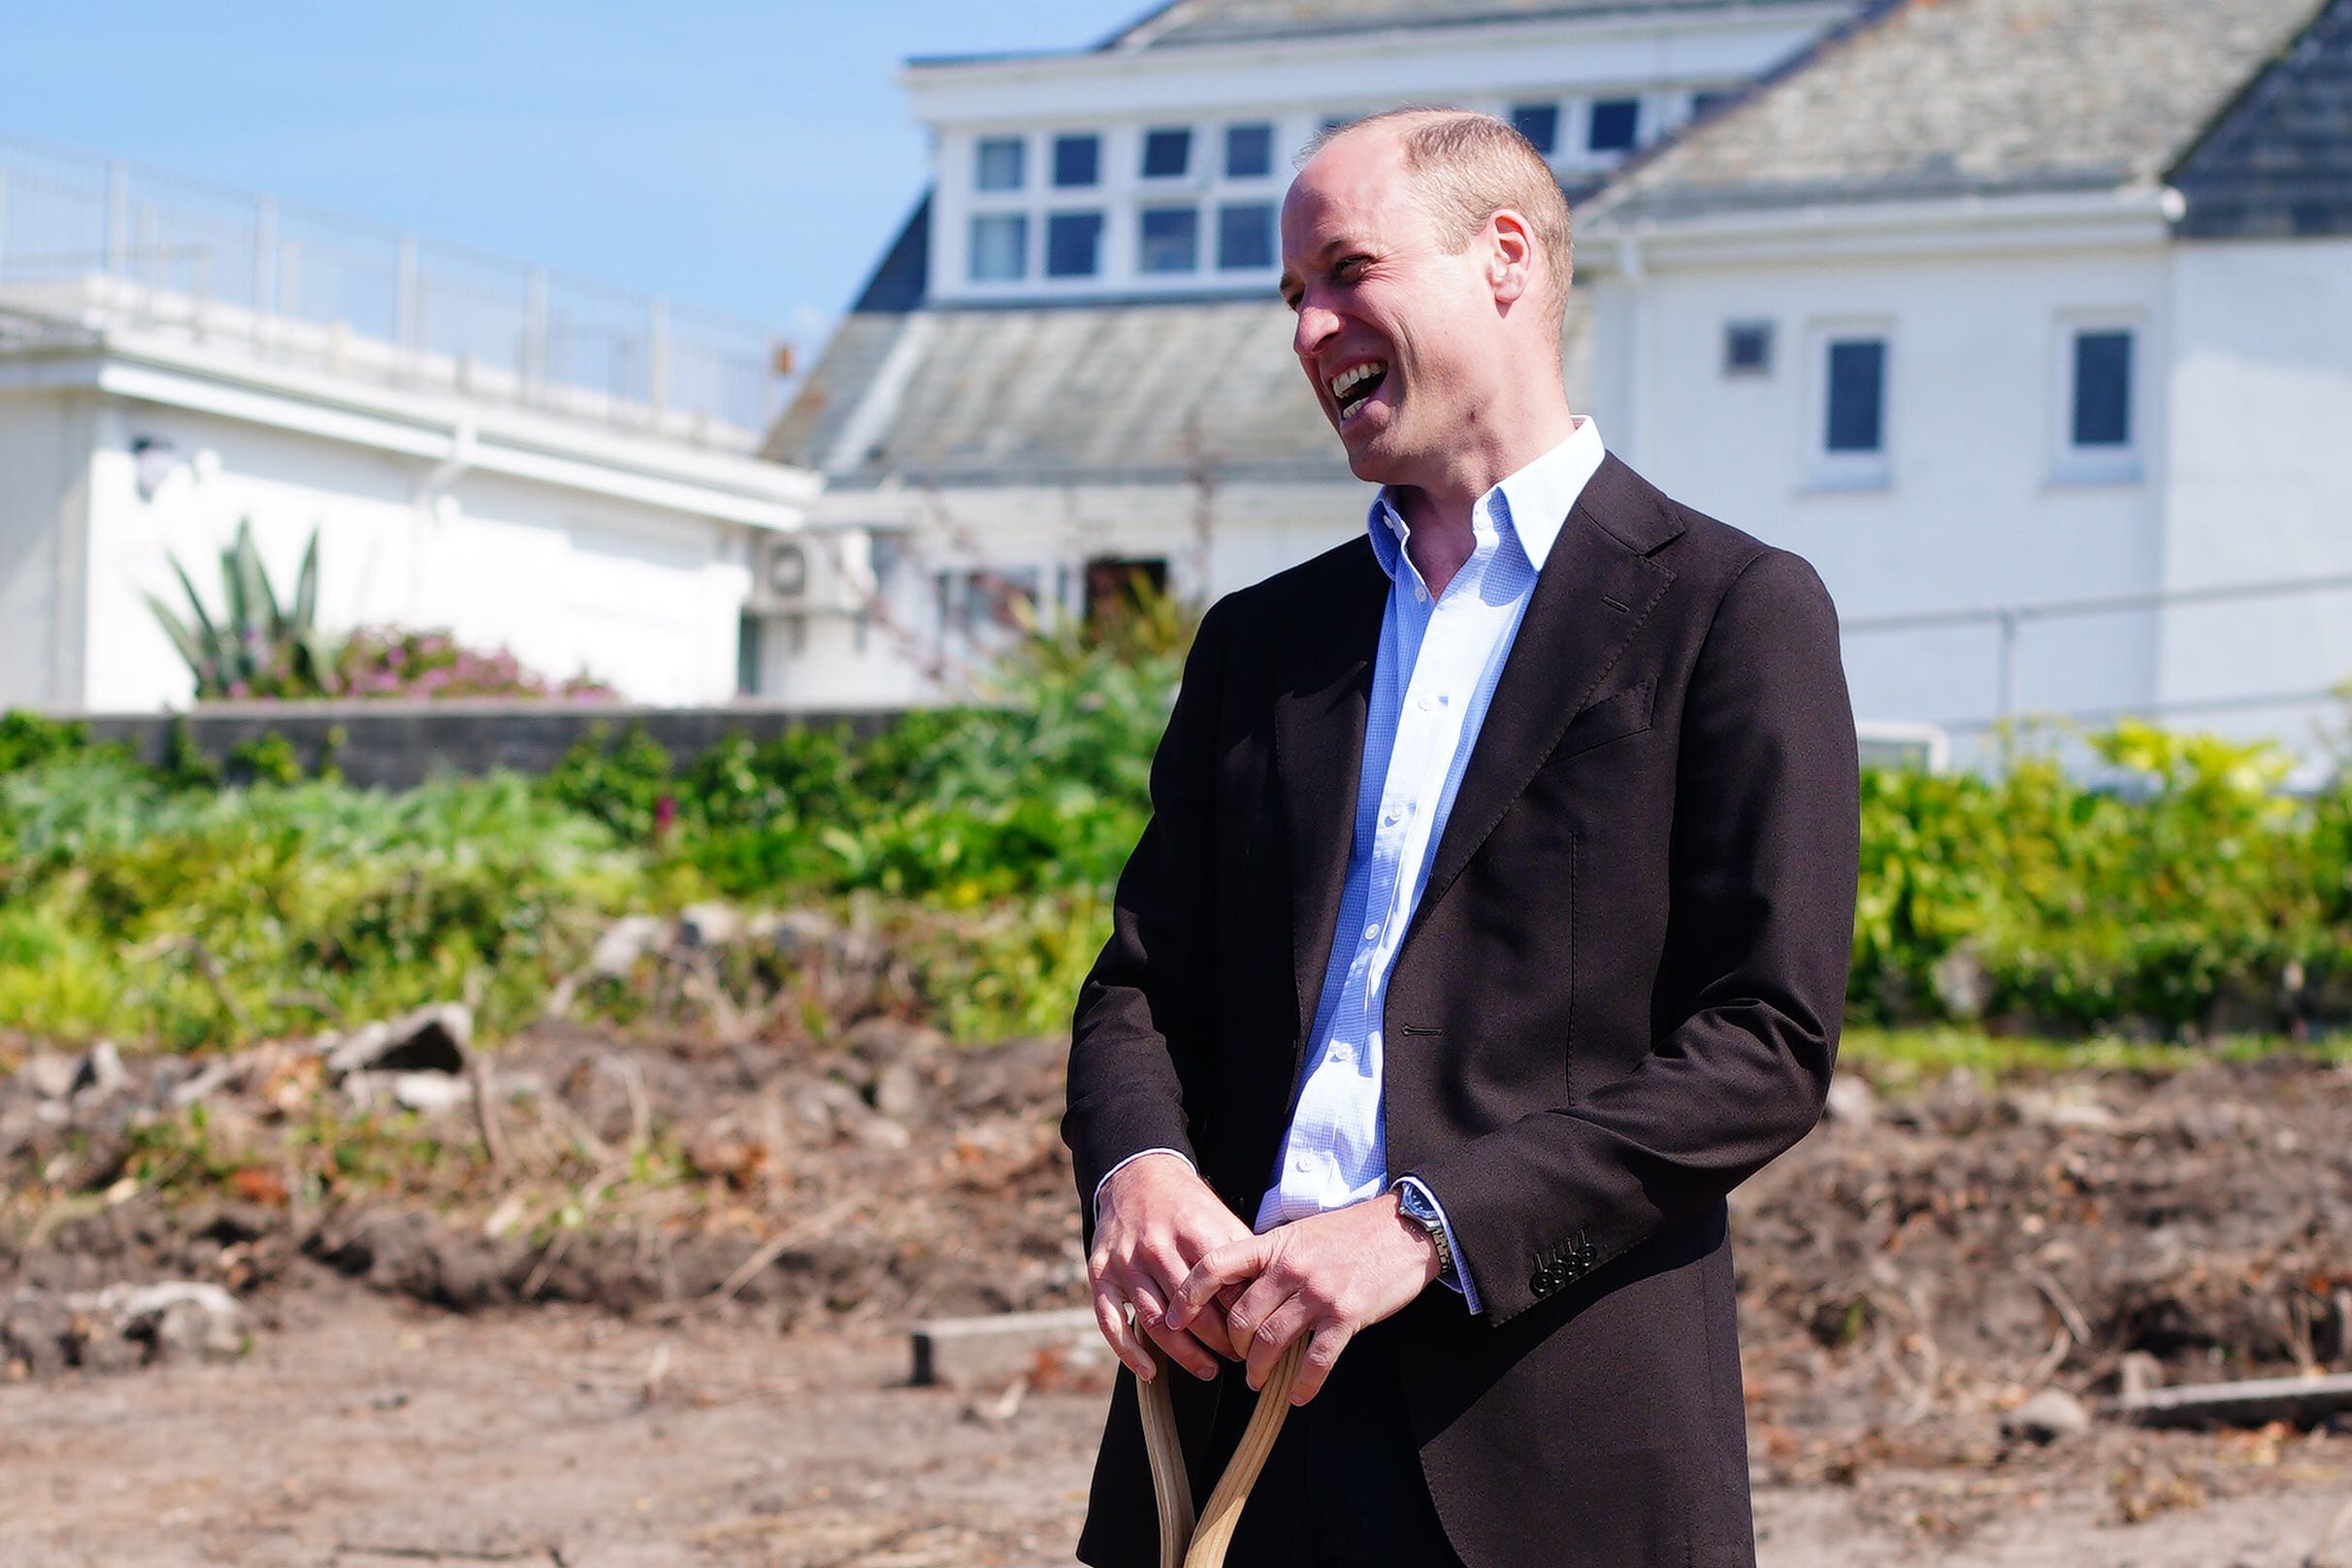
left=2049, top=310, right=2144, bottom=486
left=1804, top=319, right=1895, bottom=491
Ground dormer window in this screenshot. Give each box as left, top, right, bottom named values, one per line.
left=969, top=213, right=1028, bottom=281
left=1588, top=98, right=1642, bottom=153
left=1139, top=207, right=1199, bottom=273
left=1047, top=211, right=1103, bottom=277
left=1225, top=123, right=1273, bottom=180
left=1510, top=103, right=1560, bottom=155
left=1141, top=127, right=1192, bottom=180
left=975, top=137, right=1026, bottom=192
left=1054, top=134, right=1101, bottom=188
left=1218, top=203, right=1276, bottom=270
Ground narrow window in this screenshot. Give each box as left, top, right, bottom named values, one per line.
left=2071, top=329, right=2133, bottom=447
left=1139, top=208, right=1200, bottom=274
left=1588, top=98, right=1642, bottom=153
left=974, top=137, right=1025, bottom=192
left=1824, top=339, right=1887, bottom=453
left=968, top=213, right=1028, bottom=281
left=1141, top=127, right=1192, bottom=180
left=1053, top=133, right=1100, bottom=188
left=1723, top=321, right=1774, bottom=376
left=1218, top=203, right=1276, bottom=270
left=1225, top=122, right=1274, bottom=179
left=1046, top=212, right=1103, bottom=278
left=1510, top=103, right=1560, bottom=155
left=1691, top=89, right=1736, bottom=119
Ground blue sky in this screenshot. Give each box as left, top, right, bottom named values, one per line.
left=5, top=2, right=1145, bottom=347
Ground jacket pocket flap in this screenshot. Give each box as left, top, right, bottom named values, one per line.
left=1545, top=680, right=1654, bottom=765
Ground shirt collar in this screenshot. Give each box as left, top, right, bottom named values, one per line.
left=1363, top=416, right=1607, bottom=580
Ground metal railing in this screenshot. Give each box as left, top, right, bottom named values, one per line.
left=0, top=134, right=785, bottom=442
left=1842, top=572, right=2352, bottom=734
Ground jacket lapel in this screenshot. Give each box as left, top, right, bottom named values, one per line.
left=1273, top=541, right=1389, bottom=1041
left=1410, top=456, right=1681, bottom=934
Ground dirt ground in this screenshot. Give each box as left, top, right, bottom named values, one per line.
left=5, top=1023, right=2351, bottom=1566
left=4, top=1287, right=2348, bottom=1568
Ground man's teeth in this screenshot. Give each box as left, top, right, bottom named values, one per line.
left=1328, top=361, right=1388, bottom=401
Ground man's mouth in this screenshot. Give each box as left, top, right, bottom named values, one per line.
left=1328, top=360, right=1388, bottom=423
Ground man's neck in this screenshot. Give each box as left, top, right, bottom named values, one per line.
left=1393, top=401, right=1581, bottom=598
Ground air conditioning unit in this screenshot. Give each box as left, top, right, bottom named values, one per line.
left=751, top=528, right=873, bottom=616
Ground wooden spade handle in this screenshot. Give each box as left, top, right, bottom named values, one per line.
left=1137, top=1337, right=1310, bottom=1568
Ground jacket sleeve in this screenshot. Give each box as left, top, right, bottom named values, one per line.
left=1062, top=598, right=1235, bottom=1248
left=1406, top=547, right=1860, bottom=1325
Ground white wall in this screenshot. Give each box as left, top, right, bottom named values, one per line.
left=1586, top=241, right=2173, bottom=733
left=0, top=396, right=92, bottom=708
left=79, top=401, right=756, bottom=709
left=2157, top=238, right=2352, bottom=737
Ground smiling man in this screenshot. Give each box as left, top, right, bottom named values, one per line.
left=1065, top=110, right=1860, bottom=1568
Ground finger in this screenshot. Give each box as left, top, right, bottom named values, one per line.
left=1221, top=1268, right=1293, bottom=1357
left=1143, top=1316, right=1225, bottom=1382
left=1170, top=1237, right=1266, bottom=1327
left=1287, top=1320, right=1351, bottom=1406
left=1244, top=1294, right=1312, bottom=1390
left=1092, top=1279, right=1156, bottom=1381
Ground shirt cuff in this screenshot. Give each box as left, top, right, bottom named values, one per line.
left=1094, top=1148, right=1193, bottom=1225
left=1393, top=1176, right=1483, bottom=1316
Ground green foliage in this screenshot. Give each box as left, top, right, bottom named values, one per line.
left=1851, top=721, right=2352, bottom=1037
left=146, top=520, right=336, bottom=700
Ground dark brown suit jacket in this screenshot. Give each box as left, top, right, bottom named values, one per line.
left=1064, top=456, right=1860, bottom=1568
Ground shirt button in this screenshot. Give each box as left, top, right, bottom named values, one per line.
left=1362, top=922, right=1381, bottom=941
left=1383, top=807, right=1400, bottom=826
left=1418, top=695, right=1434, bottom=711
left=1293, top=1155, right=1315, bottom=1174
left=1414, top=585, right=1428, bottom=603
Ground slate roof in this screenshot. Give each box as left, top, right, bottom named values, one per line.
left=1584, top=0, right=2334, bottom=223
left=765, top=293, right=1594, bottom=486
left=2170, top=0, right=2352, bottom=240
left=1101, top=0, right=1837, bottom=50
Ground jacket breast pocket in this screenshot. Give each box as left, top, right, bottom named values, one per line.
left=1543, top=680, right=1654, bottom=768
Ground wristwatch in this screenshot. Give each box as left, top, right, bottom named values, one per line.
left=1395, top=1180, right=1459, bottom=1290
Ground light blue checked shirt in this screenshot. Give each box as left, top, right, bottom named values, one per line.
left=1100, top=419, right=1606, bottom=1319
left=1251, top=417, right=1605, bottom=1315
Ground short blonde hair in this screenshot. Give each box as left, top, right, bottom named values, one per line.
left=1305, top=107, right=1575, bottom=333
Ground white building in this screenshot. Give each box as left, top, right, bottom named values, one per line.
left=1576, top=0, right=2352, bottom=753
left=773, top=0, right=2352, bottom=762
left=762, top=0, right=1862, bottom=706
left=0, top=140, right=817, bottom=711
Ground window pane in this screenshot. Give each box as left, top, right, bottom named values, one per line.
left=1054, top=134, right=1100, bottom=187
left=1139, top=207, right=1199, bottom=274
left=1691, top=89, right=1736, bottom=119
left=1142, top=127, right=1192, bottom=179
left=1218, top=203, right=1276, bottom=270
left=1588, top=98, right=1642, bottom=152
left=2072, top=329, right=2133, bottom=447
left=1825, top=339, right=1886, bottom=453
left=1723, top=320, right=1773, bottom=376
left=1225, top=122, right=1273, bottom=179
left=968, top=213, right=1028, bottom=281
left=1510, top=103, right=1559, bottom=155
left=974, top=137, right=1025, bottom=192
left=1046, top=212, right=1103, bottom=277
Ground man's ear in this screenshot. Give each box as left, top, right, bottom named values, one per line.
left=1488, top=208, right=1536, bottom=307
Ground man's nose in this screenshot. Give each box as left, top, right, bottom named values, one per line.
left=1292, top=298, right=1341, bottom=360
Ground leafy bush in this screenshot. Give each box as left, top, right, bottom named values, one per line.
left=146, top=520, right=335, bottom=700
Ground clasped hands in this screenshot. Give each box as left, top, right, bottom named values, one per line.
left=1088, top=1152, right=1441, bottom=1406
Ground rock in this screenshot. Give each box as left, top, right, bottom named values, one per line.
left=323, top=1003, right=471, bottom=1079
left=1823, top=1075, right=1878, bottom=1127
left=677, top=901, right=744, bottom=950
left=841, top=1016, right=948, bottom=1069
left=343, top=1069, right=474, bottom=1117
left=2003, top=1388, right=2092, bottom=1445
left=20, top=1051, right=80, bottom=1101
left=590, top=915, right=669, bottom=977
left=72, top=1040, right=131, bottom=1100
left=873, top=1060, right=930, bottom=1123
left=102, top=1282, right=247, bottom=1363
left=2006, top=1087, right=2120, bottom=1134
